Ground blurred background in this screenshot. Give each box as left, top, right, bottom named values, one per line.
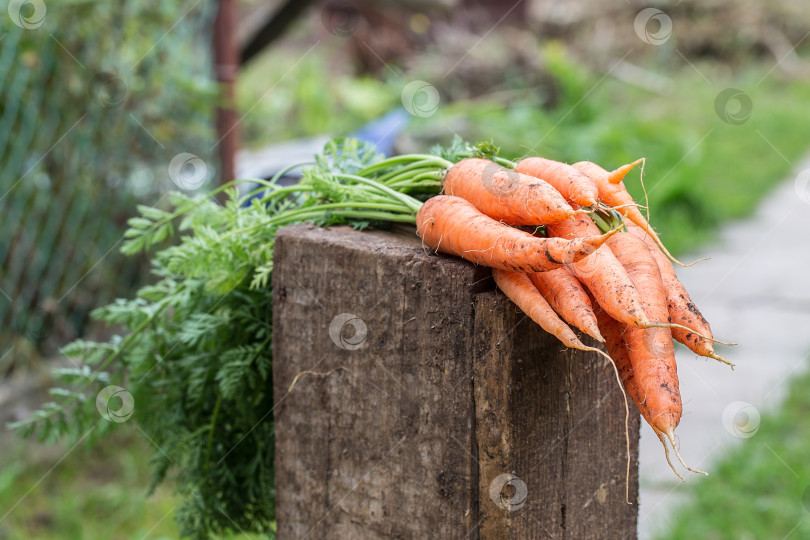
left=2, top=0, right=810, bottom=538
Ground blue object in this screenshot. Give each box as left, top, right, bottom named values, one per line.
left=238, top=108, right=411, bottom=206
left=349, top=108, right=410, bottom=157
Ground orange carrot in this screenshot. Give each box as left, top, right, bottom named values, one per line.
left=592, top=298, right=695, bottom=479
left=603, top=232, right=704, bottom=475
left=593, top=301, right=647, bottom=417
left=527, top=268, right=603, bottom=342
left=546, top=211, right=653, bottom=329
left=607, top=158, right=645, bottom=184
left=443, top=158, right=576, bottom=225
left=416, top=195, right=617, bottom=273
left=573, top=160, right=692, bottom=267
left=493, top=269, right=600, bottom=352
left=626, top=223, right=732, bottom=367
left=605, top=232, right=680, bottom=432
left=621, top=315, right=680, bottom=442
left=606, top=232, right=675, bottom=333
left=514, top=157, right=600, bottom=208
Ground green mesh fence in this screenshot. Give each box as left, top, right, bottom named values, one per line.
left=0, top=0, right=219, bottom=368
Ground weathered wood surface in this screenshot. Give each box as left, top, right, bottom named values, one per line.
left=474, top=292, right=640, bottom=538
left=273, top=224, right=639, bottom=539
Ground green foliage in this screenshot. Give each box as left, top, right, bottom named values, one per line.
left=11, top=139, right=430, bottom=539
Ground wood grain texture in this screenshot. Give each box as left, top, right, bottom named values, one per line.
left=474, top=291, right=639, bottom=539
left=272, top=224, right=638, bottom=539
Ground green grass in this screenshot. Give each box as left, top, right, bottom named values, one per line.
left=0, top=431, right=265, bottom=539
left=0, top=431, right=180, bottom=539
left=655, top=360, right=810, bottom=540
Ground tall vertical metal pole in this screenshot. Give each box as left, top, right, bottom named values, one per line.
left=213, top=0, right=238, bottom=184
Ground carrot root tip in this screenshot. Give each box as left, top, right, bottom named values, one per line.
left=608, top=158, right=645, bottom=184
left=680, top=256, right=711, bottom=267
left=655, top=429, right=685, bottom=482
left=665, top=429, right=708, bottom=477
left=642, top=321, right=725, bottom=347
left=708, top=352, right=735, bottom=370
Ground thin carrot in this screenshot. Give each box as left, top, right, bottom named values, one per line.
left=546, top=211, right=653, bottom=329
left=626, top=223, right=733, bottom=368
left=527, top=268, right=604, bottom=343
left=593, top=296, right=681, bottom=479
left=573, top=160, right=695, bottom=267
left=443, top=158, right=576, bottom=225
left=594, top=300, right=651, bottom=420
left=621, top=316, right=681, bottom=441
left=416, top=195, right=617, bottom=273
left=603, top=233, right=707, bottom=475
left=493, top=269, right=597, bottom=352
left=514, top=157, right=600, bottom=208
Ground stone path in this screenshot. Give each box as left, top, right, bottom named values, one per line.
left=638, top=157, right=810, bottom=539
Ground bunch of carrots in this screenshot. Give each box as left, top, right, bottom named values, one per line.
left=189, top=137, right=730, bottom=484
left=404, top=154, right=733, bottom=483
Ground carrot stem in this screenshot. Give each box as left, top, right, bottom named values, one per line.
left=334, top=174, right=423, bottom=212
left=493, top=156, right=516, bottom=168
left=358, top=154, right=453, bottom=176
left=377, top=163, right=446, bottom=184
left=385, top=171, right=445, bottom=188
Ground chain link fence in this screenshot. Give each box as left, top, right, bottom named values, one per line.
left=0, top=0, right=220, bottom=369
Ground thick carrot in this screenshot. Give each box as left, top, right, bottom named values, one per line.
left=514, top=157, right=600, bottom=208
left=545, top=211, right=652, bottom=329
left=416, top=195, right=617, bottom=273
left=626, top=223, right=732, bottom=367
left=606, top=232, right=675, bottom=332
left=572, top=160, right=691, bottom=267
left=606, top=232, right=679, bottom=425
left=592, top=298, right=702, bottom=479
left=527, top=268, right=603, bottom=342
left=603, top=231, right=707, bottom=475
left=443, top=158, right=576, bottom=225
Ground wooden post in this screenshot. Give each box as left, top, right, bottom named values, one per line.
left=272, top=224, right=639, bottom=539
